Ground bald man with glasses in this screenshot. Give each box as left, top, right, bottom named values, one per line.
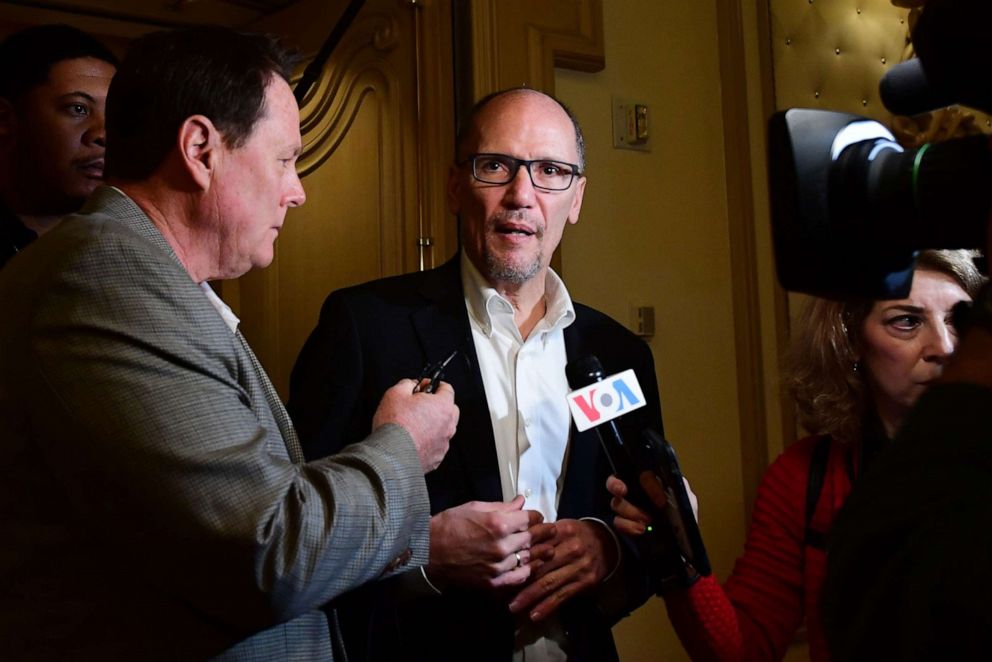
left=289, top=87, right=664, bottom=662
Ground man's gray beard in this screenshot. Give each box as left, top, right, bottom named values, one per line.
left=484, top=250, right=542, bottom=286
left=482, top=211, right=545, bottom=285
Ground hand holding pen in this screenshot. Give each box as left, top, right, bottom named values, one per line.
left=373, top=351, right=460, bottom=473
left=414, top=350, right=459, bottom=394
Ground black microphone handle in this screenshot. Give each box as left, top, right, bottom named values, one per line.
left=566, top=355, right=661, bottom=514
left=597, top=419, right=666, bottom=520
left=567, top=355, right=692, bottom=589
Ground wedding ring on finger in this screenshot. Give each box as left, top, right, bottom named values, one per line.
left=515, top=552, right=523, bottom=568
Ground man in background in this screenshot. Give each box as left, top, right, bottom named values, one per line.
left=0, top=26, right=457, bottom=660
left=0, top=23, right=116, bottom=267
left=290, top=87, right=660, bottom=661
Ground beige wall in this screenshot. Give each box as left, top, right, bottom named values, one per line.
left=556, top=1, right=750, bottom=659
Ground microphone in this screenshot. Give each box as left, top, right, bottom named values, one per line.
left=566, top=355, right=710, bottom=590
left=565, top=356, right=646, bottom=463
left=879, top=58, right=956, bottom=118
left=879, top=0, right=992, bottom=116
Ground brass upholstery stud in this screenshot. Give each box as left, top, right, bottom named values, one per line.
left=835, top=47, right=841, bottom=55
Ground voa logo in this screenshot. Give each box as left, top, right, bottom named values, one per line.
left=567, top=369, right=647, bottom=432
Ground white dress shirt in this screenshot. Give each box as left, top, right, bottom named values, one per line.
left=461, top=254, right=580, bottom=661
left=461, top=253, right=576, bottom=523
left=200, top=282, right=240, bottom=333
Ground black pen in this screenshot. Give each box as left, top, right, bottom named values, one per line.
left=414, top=350, right=459, bottom=394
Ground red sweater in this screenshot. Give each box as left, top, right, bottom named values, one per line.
left=664, top=436, right=854, bottom=662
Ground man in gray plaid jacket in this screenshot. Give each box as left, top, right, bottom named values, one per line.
left=0, top=26, right=458, bottom=660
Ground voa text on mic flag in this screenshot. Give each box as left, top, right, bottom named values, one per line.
left=566, top=369, right=646, bottom=432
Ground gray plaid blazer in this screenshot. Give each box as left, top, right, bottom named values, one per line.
left=0, top=187, right=429, bottom=660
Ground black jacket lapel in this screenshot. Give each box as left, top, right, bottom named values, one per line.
left=411, top=258, right=502, bottom=507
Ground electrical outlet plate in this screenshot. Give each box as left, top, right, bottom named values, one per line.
left=612, top=97, right=651, bottom=152
left=631, top=304, right=655, bottom=337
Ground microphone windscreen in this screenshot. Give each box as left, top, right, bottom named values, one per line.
left=881, top=0, right=992, bottom=115
left=880, top=58, right=955, bottom=117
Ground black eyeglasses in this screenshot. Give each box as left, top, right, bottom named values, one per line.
left=461, top=153, right=581, bottom=191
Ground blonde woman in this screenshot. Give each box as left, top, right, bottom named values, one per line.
left=608, top=249, right=984, bottom=661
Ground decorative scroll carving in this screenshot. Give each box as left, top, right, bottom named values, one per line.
left=371, top=13, right=398, bottom=51
left=295, top=12, right=400, bottom=176
left=193, top=0, right=456, bottom=399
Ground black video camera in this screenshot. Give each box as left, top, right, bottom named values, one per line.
left=769, top=0, right=992, bottom=299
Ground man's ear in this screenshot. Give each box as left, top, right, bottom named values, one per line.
left=178, top=115, right=220, bottom=190
left=567, top=175, right=586, bottom=226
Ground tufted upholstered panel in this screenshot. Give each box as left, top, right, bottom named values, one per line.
left=769, top=0, right=991, bottom=138
left=771, top=0, right=912, bottom=122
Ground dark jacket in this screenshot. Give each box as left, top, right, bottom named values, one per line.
left=0, top=202, right=35, bottom=269
left=289, top=256, right=664, bottom=661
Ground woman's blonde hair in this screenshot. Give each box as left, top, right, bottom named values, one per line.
left=782, top=249, right=985, bottom=443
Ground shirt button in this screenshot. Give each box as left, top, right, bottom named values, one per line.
left=524, top=488, right=533, bottom=498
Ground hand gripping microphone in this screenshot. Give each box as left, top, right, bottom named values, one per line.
left=566, top=355, right=710, bottom=592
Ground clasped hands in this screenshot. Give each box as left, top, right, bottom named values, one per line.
left=425, top=495, right=616, bottom=622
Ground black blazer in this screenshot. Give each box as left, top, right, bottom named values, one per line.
left=289, top=256, right=665, bottom=661
left=0, top=202, right=35, bottom=270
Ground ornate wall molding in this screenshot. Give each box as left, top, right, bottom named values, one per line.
left=525, top=2, right=604, bottom=90
left=229, top=0, right=455, bottom=396
left=296, top=12, right=401, bottom=175
left=465, top=0, right=604, bottom=97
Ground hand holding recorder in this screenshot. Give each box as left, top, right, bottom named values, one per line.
left=566, top=355, right=710, bottom=592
